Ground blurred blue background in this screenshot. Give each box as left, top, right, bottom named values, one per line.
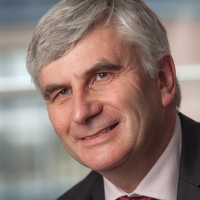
left=0, top=0, right=200, bottom=199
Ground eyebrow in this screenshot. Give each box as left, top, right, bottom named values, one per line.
left=41, top=60, right=123, bottom=100
left=85, top=60, right=123, bottom=76
left=41, top=84, right=67, bottom=100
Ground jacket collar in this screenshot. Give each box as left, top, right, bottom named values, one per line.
left=178, top=113, right=200, bottom=187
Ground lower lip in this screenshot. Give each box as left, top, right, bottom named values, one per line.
left=80, top=124, right=118, bottom=146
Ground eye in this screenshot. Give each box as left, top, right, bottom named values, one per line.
left=58, top=88, right=71, bottom=96
left=89, top=72, right=113, bottom=90
left=96, top=72, right=109, bottom=80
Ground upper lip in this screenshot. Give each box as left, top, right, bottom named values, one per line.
left=81, top=123, right=118, bottom=140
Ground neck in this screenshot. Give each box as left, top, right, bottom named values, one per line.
left=98, top=109, right=177, bottom=193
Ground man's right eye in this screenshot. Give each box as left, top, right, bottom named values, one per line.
left=58, top=89, right=71, bottom=96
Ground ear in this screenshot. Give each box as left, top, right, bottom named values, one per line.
left=157, top=54, right=176, bottom=108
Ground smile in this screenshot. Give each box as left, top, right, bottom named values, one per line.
left=82, top=123, right=118, bottom=140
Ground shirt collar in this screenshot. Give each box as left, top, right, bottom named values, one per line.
left=104, top=115, right=182, bottom=200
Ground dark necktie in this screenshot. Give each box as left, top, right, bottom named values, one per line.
left=117, top=196, right=155, bottom=200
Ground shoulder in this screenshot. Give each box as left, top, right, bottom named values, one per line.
left=179, top=112, right=200, bottom=137
left=177, top=113, right=200, bottom=199
left=57, top=171, right=104, bottom=200
left=179, top=112, right=200, bottom=155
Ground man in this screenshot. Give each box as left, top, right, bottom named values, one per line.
left=26, top=0, right=200, bottom=199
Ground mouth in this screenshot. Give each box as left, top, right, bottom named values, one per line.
left=82, top=123, right=118, bottom=141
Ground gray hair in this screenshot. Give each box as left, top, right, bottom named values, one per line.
left=27, top=0, right=181, bottom=107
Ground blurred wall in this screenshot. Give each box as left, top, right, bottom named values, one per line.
left=0, top=0, right=200, bottom=200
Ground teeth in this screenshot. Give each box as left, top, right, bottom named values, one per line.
left=100, top=127, right=111, bottom=134
left=83, top=125, right=115, bottom=140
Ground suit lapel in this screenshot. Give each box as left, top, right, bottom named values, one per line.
left=177, top=113, right=200, bottom=199
left=90, top=173, right=105, bottom=200
left=89, top=113, right=200, bottom=200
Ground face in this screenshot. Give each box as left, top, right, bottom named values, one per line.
left=39, top=25, right=167, bottom=172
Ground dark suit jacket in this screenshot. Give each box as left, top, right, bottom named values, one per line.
left=57, top=113, right=200, bottom=200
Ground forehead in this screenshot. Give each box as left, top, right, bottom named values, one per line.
left=38, top=25, right=135, bottom=87
left=63, top=24, right=129, bottom=67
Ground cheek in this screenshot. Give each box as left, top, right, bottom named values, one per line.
left=107, top=81, right=141, bottom=113
left=47, top=105, right=70, bottom=136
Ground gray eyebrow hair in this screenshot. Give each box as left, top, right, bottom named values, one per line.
left=85, top=59, right=123, bottom=76
left=41, top=84, right=67, bottom=100
left=41, top=60, right=122, bottom=100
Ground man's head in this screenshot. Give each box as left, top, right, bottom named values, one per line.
left=27, top=0, right=181, bottom=107
left=27, top=0, right=181, bottom=176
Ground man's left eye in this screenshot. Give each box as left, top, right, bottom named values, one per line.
left=89, top=72, right=113, bottom=90
left=96, top=72, right=109, bottom=80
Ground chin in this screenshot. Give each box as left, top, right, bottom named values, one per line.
left=82, top=153, right=130, bottom=173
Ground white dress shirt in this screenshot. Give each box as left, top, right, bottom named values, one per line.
left=104, top=115, right=182, bottom=200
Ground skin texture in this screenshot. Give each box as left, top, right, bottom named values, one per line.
left=38, top=24, right=177, bottom=192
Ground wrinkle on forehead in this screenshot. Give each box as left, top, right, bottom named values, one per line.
left=38, top=24, right=143, bottom=95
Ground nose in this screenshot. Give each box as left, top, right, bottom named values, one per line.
left=72, top=90, right=103, bottom=124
